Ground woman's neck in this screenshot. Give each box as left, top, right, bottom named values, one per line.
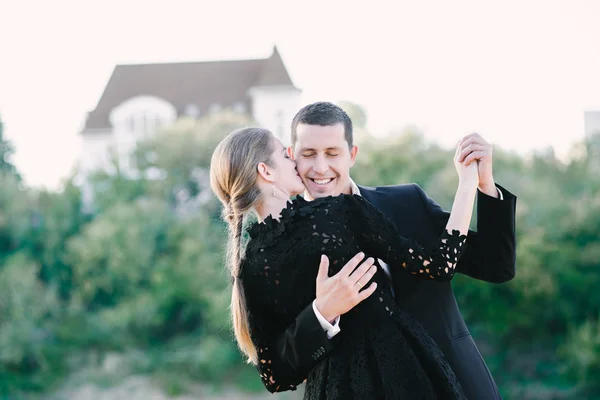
left=255, top=189, right=292, bottom=223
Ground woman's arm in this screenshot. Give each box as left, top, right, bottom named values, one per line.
left=244, top=296, right=309, bottom=392
left=241, top=250, right=313, bottom=393
left=345, top=161, right=478, bottom=280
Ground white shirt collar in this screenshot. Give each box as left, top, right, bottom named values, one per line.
left=349, top=178, right=361, bottom=196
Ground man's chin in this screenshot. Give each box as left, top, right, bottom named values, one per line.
left=305, top=188, right=334, bottom=199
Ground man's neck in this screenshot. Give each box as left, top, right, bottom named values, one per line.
left=349, top=179, right=360, bottom=195
left=303, top=179, right=360, bottom=201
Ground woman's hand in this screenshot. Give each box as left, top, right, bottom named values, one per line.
left=446, top=138, right=481, bottom=236
left=454, top=140, right=479, bottom=187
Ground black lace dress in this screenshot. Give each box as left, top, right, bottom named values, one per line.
left=240, top=194, right=468, bottom=399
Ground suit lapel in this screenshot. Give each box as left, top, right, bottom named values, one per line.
left=357, top=184, right=380, bottom=207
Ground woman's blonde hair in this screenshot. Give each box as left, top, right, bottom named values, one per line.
left=209, top=127, right=274, bottom=364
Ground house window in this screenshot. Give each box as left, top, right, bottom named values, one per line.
left=154, top=115, right=164, bottom=131
left=127, top=115, right=135, bottom=132
left=140, top=113, right=158, bottom=136
left=129, top=112, right=165, bottom=137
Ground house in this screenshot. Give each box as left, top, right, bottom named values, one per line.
left=78, top=46, right=302, bottom=176
left=584, top=110, right=600, bottom=137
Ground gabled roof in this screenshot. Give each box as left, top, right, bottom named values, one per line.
left=253, top=46, right=293, bottom=87
left=83, top=46, right=297, bottom=131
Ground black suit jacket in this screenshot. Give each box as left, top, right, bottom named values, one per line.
left=274, top=183, right=517, bottom=399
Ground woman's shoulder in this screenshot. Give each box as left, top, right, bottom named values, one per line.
left=244, top=196, right=328, bottom=240
left=243, top=194, right=364, bottom=255
left=296, top=193, right=360, bottom=211
left=291, top=194, right=379, bottom=224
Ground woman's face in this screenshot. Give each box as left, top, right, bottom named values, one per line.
left=269, top=137, right=306, bottom=197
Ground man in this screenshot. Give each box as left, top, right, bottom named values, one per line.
left=274, top=102, right=516, bottom=399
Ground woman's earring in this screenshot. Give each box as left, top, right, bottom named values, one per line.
left=272, top=186, right=276, bottom=197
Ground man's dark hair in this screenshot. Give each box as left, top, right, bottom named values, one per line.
left=291, top=102, right=353, bottom=148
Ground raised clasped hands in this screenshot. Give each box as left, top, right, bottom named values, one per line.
left=455, top=133, right=497, bottom=196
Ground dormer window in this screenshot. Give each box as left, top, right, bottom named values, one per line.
left=140, top=112, right=159, bottom=136
left=126, top=115, right=135, bottom=132
left=111, top=96, right=177, bottom=137
left=126, top=112, right=168, bottom=137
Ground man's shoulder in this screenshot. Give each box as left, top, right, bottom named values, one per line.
left=358, top=182, right=425, bottom=198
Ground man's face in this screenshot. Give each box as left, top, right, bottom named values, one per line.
left=290, top=123, right=358, bottom=199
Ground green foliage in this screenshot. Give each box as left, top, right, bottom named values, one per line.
left=0, top=116, right=21, bottom=181
left=32, top=180, right=90, bottom=300
left=564, top=317, right=600, bottom=392
left=0, top=173, right=32, bottom=259
left=0, top=253, right=65, bottom=395
left=337, top=101, right=368, bottom=129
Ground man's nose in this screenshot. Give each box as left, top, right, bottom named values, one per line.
left=313, top=156, right=329, bottom=174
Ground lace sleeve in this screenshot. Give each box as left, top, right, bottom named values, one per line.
left=252, top=331, right=304, bottom=393
left=345, top=194, right=467, bottom=280
left=241, top=260, right=306, bottom=393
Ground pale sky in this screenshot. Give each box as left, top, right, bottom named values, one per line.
left=1, top=0, right=599, bottom=189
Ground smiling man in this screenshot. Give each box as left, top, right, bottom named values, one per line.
left=270, top=101, right=517, bottom=399
left=292, top=120, right=357, bottom=200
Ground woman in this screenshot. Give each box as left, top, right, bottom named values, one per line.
left=210, top=127, right=478, bottom=399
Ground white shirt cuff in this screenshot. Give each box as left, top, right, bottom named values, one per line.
left=312, top=300, right=341, bottom=339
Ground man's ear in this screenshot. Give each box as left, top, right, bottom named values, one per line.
left=287, top=146, right=295, bottom=160
left=257, top=162, right=275, bottom=183
left=349, top=145, right=359, bottom=167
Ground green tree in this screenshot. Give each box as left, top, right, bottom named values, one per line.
left=337, top=100, right=368, bottom=129
left=0, top=253, right=63, bottom=395
left=0, top=173, right=32, bottom=261
left=0, top=116, right=21, bottom=181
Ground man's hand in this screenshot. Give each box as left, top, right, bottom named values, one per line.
left=458, top=133, right=498, bottom=198
left=314, top=253, right=378, bottom=323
